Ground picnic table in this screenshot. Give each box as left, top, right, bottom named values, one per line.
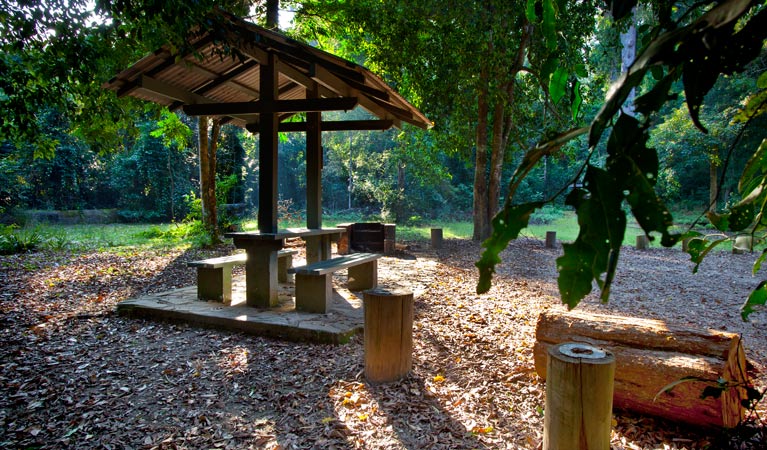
left=224, top=227, right=344, bottom=308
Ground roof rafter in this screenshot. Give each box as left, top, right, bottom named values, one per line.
left=182, top=97, right=359, bottom=116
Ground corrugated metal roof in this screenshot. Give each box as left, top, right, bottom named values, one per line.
left=103, top=9, right=431, bottom=131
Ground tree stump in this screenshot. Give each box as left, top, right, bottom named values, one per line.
left=534, top=310, right=749, bottom=428
left=636, top=234, right=649, bottom=250
left=430, top=228, right=443, bottom=249
left=544, top=343, right=615, bottom=450
left=363, top=287, right=414, bottom=383
left=545, top=231, right=557, bottom=249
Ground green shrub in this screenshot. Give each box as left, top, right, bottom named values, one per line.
left=529, top=204, right=566, bottom=225
left=0, top=225, right=44, bottom=255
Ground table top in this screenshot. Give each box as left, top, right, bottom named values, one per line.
left=225, top=227, right=344, bottom=241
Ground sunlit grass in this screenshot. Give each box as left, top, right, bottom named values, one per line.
left=11, top=222, right=199, bottom=252
left=4, top=207, right=753, bottom=255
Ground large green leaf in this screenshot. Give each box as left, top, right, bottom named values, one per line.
left=571, top=80, right=583, bottom=120
left=525, top=0, right=538, bottom=23
left=685, top=236, right=728, bottom=273
left=605, top=114, right=678, bottom=247
left=477, top=202, right=544, bottom=294
left=549, top=67, right=568, bottom=105
left=542, top=0, right=557, bottom=51
left=556, top=166, right=626, bottom=308
left=590, top=0, right=762, bottom=147
left=742, top=280, right=767, bottom=321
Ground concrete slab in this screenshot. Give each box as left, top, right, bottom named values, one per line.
left=117, top=276, right=364, bottom=344
left=117, top=253, right=439, bottom=345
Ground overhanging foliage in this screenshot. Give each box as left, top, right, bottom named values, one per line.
left=477, top=0, right=767, bottom=319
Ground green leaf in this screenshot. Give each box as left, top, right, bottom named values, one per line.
left=739, top=140, right=767, bottom=195
left=549, top=67, right=568, bottom=105
left=574, top=63, right=587, bottom=78
left=758, top=71, right=767, bottom=89
left=742, top=280, right=767, bottom=321
left=540, top=55, right=559, bottom=87
left=542, top=0, right=557, bottom=51
left=753, top=248, right=767, bottom=274
left=556, top=166, right=626, bottom=308
left=706, top=203, right=755, bottom=234
left=655, top=376, right=709, bottom=401
left=634, top=70, right=678, bottom=116
left=571, top=80, right=582, bottom=121
left=557, top=241, right=596, bottom=308
left=477, top=202, right=544, bottom=294
left=685, top=237, right=727, bottom=273
left=605, top=115, right=678, bottom=247
left=525, top=0, right=538, bottom=23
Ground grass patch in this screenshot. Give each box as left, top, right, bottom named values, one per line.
left=2, top=223, right=201, bottom=253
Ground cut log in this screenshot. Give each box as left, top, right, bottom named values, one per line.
left=636, top=234, right=649, bottom=250
left=534, top=309, right=749, bottom=428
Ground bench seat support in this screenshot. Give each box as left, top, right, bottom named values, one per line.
left=292, top=253, right=380, bottom=313
left=189, top=249, right=297, bottom=304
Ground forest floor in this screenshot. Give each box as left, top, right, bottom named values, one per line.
left=1, top=237, right=765, bottom=449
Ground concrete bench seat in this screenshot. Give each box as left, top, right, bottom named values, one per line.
left=289, top=252, right=381, bottom=313
left=188, top=249, right=298, bottom=303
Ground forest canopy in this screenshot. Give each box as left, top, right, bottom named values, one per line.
left=1, top=0, right=766, bottom=315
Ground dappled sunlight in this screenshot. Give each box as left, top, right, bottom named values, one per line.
left=217, top=346, right=251, bottom=377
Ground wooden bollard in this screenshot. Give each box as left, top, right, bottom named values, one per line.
left=363, top=287, right=413, bottom=383
left=545, top=231, right=557, bottom=248
left=336, top=223, right=353, bottom=255
left=544, top=342, right=615, bottom=450
left=430, top=228, right=443, bottom=249
left=384, top=223, right=396, bottom=255
left=636, top=234, right=649, bottom=250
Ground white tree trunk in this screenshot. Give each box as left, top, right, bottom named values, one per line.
left=620, top=11, right=637, bottom=116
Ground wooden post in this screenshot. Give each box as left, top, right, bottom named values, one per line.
left=384, top=223, right=396, bottom=255
left=430, top=228, right=443, bottom=249
left=363, top=287, right=413, bottom=383
left=306, top=85, right=322, bottom=230
left=545, top=231, right=557, bottom=248
left=544, top=342, right=615, bottom=450
left=336, top=223, right=353, bottom=255
left=258, top=54, right=279, bottom=233
left=636, top=234, right=649, bottom=250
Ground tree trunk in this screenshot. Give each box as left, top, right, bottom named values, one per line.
left=395, top=163, right=406, bottom=222
left=488, top=100, right=505, bottom=225
left=266, top=0, right=279, bottom=29
left=620, top=9, right=637, bottom=116
left=709, top=155, right=719, bottom=212
left=198, top=116, right=220, bottom=242
left=472, top=74, right=490, bottom=241
left=534, top=310, right=749, bottom=428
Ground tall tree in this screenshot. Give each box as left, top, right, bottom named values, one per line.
left=198, top=117, right=222, bottom=241
left=294, top=0, right=596, bottom=239
left=477, top=0, right=767, bottom=320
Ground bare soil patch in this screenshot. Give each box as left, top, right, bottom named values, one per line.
left=0, top=238, right=764, bottom=449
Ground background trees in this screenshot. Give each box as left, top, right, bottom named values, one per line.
left=476, top=0, right=767, bottom=319
left=293, top=0, right=597, bottom=239
left=3, top=1, right=765, bottom=304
